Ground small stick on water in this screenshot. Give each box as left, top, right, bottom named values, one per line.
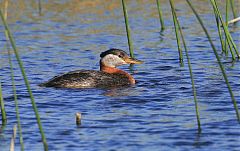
left=76, top=112, right=82, bottom=125
left=228, top=17, right=240, bottom=24
left=10, top=124, right=17, bottom=151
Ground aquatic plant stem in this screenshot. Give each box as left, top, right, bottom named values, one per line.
left=178, top=22, right=201, bottom=132
left=186, top=0, right=240, bottom=122
left=156, top=0, right=165, bottom=32
left=169, top=0, right=183, bottom=65
left=37, top=0, right=42, bottom=16
left=212, top=0, right=234, bottom=58
left=225, top=0, right=229, bottom=54
left=7, top=46, right=25, bottom=151
left=0, top=82, right=7, bottom=124
left=0, top=0, right=8, bottom=127
left=212, top=4, right=228, bottom=56
left=121, top=0, right=134, bottom=58
left=3, top=1, right=24, bottom=149
left=0, top=9, right=48, bottom=150
left=230, top=0, right=237, bottom=19
left=211, top=0, right=239, bottom=58
left=170, top=0, right=201, bottom=131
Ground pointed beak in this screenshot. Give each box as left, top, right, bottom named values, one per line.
left=123, top=57, right=143, bottom=64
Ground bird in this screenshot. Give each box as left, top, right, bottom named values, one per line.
left=40, top=48, right=143, bottom=88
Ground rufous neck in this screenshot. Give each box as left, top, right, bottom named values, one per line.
left=100, top=61, right=135, bottom=84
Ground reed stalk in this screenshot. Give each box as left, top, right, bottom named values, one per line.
left=169, top=0, right=183, bottom=65
left=212, top=0, right=234, bottom=58
left=37, top=0, right=42, bottom=15
left=186, top=0, right=240, bottom=122
left=0, top=0, right=8, bottom=126
left=225, top=0, right=229, bottom=54
left=211, top=0, right=239, bottom=58
left=212, top=4, right=228, bottom=56
left=121, top=0, right=134, bottom=58
left=3, top=1, right=24, bottom=150
left=0, top=9, right=48, bottom=150
left=169, top=0, right=201, bottom=131
left=156, top=0, right=165, bottom=32
left=0, top=82, right=7, bottom=124
left=0, top=121, right=6, bottom=131
left=7, top=47, right=25, bottom=151
left=230, top=0, right=237, bottom=19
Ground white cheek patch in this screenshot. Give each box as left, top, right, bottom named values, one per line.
left=102, top=54, right=126, bottom=67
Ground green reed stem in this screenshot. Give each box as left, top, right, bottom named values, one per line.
left=212, top=0, right=233, bottom=54
left=121, top=0, right=134, bottom=58
left=170, top=0, right=201, bottom=131
left=7, top=46, right=25, bottom=151
left=225, top=0, right=230, bottom=53
left=37, top=0, right=42, bottom=16
left=230, top=0, right=237, bottom=19
left=3, top=2, right=24, bottom=149
left=186, top=0, right=240, bottom=122
left=0, top=82, right=7, bottom=124
left=213, top=6, right=228, bottom=56
left=0, top=0, right=8, bottom=126
left=0, top=121, right=6, bottom=132
left=211, top=0, right=239, bottom=58
left=169, top=0, right=183, bottom=65
left=0, top=9, right=48, bottom=150
left=178, top=22, right=201, bottom=132
left=156, top=0, right=165, bottom=32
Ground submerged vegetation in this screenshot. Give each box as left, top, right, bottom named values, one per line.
left=0, top=0, right=239, bottom=150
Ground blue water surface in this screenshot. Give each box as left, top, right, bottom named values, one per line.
left=0, top=1, right=240, bottom=151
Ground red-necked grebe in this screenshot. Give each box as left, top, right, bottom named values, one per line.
left=40, top=48, right=143, bottom=88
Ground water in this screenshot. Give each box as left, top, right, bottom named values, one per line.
left=0, top=0, right=240, bottom=150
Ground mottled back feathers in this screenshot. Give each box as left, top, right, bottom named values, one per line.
left=40, top=70, right=131, bottom=88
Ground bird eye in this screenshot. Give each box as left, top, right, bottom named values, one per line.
left=118, top=52, right=124, bottom=58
